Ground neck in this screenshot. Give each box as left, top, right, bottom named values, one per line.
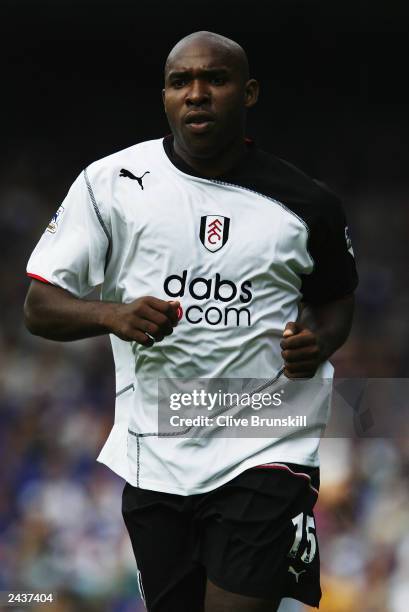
left=173, top=135, right=247, bottom=178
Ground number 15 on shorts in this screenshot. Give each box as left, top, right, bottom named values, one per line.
left=288, top=512, right=317, bottom=563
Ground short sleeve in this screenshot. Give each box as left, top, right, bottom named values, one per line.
left=26, top=169, right=110, bottom=298
left=301, top=191, right=358, bottom=304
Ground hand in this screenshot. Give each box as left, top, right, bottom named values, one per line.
left=280, top=321, right=323, bottom=379
left=105, top=296, right=180, bottom=346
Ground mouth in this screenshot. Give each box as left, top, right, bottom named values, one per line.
left=184, top=112, right=215, bottom=134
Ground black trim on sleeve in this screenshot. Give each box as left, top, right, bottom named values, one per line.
left=299, top=184, right=358, bottom=304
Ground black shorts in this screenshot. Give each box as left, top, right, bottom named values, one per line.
left=122, top=463, right=321, bottom=611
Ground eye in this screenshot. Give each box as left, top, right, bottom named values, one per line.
left=172, top=79, right=188, bottom=89
left=210, top=76, right=227, bottom=86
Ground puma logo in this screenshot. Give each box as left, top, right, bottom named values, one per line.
left=288, top=566, right=306, bottom=583
left=119, top=169, right=150, bottom=190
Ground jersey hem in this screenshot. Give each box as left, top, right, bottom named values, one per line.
left=106, top=452, right=320, bottom=496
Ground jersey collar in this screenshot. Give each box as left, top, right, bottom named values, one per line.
left=162, top=135, right=255, bottom=182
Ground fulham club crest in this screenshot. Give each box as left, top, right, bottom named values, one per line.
left=199, top=215, right=230, bottom=253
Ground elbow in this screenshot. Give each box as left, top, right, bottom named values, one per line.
left=23, top=295, right=43, bottom=336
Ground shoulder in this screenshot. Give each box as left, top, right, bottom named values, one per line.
left=84, top=138, right=163, bottom=185
left=253, top=148, right=340, bottom=204
left=245, top=147, right=345, bottom=226
left=70, top=138, right=163, bottom=222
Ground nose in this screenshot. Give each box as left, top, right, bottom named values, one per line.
left=186, top=79, right=210, bottom=106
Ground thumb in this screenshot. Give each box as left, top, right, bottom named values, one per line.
left=282, top=321, right=300, bottom=338
left=168, top=300, right=183, bottom=321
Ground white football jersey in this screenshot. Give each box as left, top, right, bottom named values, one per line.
left=27, top=137, right=357, bottom=495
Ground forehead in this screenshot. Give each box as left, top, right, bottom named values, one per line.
left=166, top=41, right=240, bottom=75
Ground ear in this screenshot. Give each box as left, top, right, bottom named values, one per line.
left=244, top=79, right=259, bottom=109
left=162, top=88, right=166, bottom=110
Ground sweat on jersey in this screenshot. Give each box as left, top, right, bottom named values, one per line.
left=26, top=136, right=358, bottom=495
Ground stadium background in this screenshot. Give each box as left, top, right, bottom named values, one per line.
left=1, top=1, right=408, bottom=610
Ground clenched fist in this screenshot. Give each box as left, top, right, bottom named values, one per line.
left=105, top=296, right=181, bottom=347
left=280, top=321, right=323, bottom=379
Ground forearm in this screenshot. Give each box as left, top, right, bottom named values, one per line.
left=24, top=280, right=180, bottom=344
left=298, top=294, right=354, bottom=361
left=24, top=281, right=116, bottom=341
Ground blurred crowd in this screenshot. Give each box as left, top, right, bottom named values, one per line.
left=0, top=151, right=408, bottom=612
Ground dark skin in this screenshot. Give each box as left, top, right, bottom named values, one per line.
left=24, top=282, right=180, bottom=347
left=282, top=296, right=354, bottom=379
left=24, top=31, right=355, bottom=612
left=163, top=32, right=259, bottom=177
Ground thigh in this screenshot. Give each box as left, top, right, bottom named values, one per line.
left=122, top=483, right=206, bottom=612
left=205, top=579, right=280, bottom=612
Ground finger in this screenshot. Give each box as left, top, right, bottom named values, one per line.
left=138, top=304, right=178, bottom=330
left=281, top=346, right=319, bottom=363
left=142, top=308, right=174, bottom=334
left=168, top=302, right=181, bottom=325
left=154, top=301, right=180, bottom=326
left=130, top=330, right=155, bottom=347
left=169, top=301, right=183, bottom=322
left=139, top=319, right=168, bottom=342
left=281, top=332, right=316, bottom=350
left=282, top=321, right=300, bottom=338
left=146, top=296, right=180, bottom=321
left=144, top=331, right=157, bottom=343
left=284, top=360, right=318, bottom=373
left=284, top=368, right=316, bottom=379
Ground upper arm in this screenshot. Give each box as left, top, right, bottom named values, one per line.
left=301, top=292, right=355, bottom=311
left=25, top=278, right=76, bottom=305
left=301, top=191, right=358, bottom=304
left=299, top=292, right=355, bottom=339
left=24, top=279, right=77, bottom=325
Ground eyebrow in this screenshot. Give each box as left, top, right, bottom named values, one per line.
left=166, top=67, right=231, bottom=80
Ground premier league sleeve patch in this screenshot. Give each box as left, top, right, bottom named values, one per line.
left=199, top=215, right=230, bottom=252
left=46, top=205, right=65, bottom=234
left=344, top=226, right=354, bottom=256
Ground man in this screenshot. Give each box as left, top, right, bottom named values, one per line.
left=24, top=31, right=357, bottom=612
